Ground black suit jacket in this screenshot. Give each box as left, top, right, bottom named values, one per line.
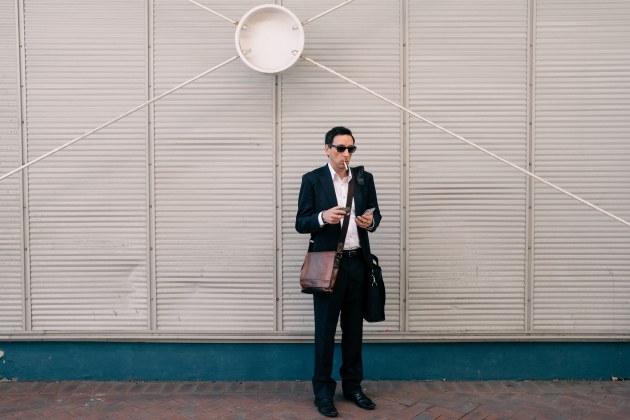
left=295, top=165, right=381, bottom=267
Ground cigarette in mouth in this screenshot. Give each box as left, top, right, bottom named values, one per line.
left=344, top=162, right=348, bottom=171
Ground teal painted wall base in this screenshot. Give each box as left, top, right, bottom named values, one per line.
left=1, top=342, right=629, bottom=381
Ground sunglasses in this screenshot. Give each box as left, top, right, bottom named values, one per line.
left=328, top=144, right=357, bottom=153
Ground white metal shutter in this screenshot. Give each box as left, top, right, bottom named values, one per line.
left=153, top=1, right=276, bottom=331
left=533, top=0, right=630, bottom=332
left=407, top=0, right=529, bottom=332
left=281, top=0, right=402, bottom=332
left=24, top=0, right=149, bottom=331
left=0, top=1, right=23, bottom=330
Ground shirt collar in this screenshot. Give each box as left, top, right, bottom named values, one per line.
left=327, top=163, right=352, bottom=182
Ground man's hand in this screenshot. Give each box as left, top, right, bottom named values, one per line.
left=322, top=206, right=350, bottom=224
left=356, top=212, right=373, bottom=229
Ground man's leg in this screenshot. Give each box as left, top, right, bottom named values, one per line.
left=339, top=257, right=366, bottom=394
left=312, top=271, right=348, bottom=400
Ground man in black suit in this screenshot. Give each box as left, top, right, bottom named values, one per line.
left=296, top=126, right=382, bottom=417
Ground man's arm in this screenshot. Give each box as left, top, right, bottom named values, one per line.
left=365, top=172, right=381, bottom=232
left=295, top=174, right=325, bottom=234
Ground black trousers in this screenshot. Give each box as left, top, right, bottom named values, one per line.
left=312, top=254, right=366, bottom=400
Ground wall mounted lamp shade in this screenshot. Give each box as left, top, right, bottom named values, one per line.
left=235, top=4, right=305, bottom=74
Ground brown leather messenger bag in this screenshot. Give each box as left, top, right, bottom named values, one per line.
left=299, top=174, right=355, bottom=293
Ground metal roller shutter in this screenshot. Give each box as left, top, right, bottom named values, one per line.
left=533, top=0, right=630, bottom=332
left=24, top=0, right=149, bottom=331
left=407, top=0, right=529, bottom=332
left=153, top=0, right=276, bottom=331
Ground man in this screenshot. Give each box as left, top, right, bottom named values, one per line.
left=296, top=126, right=382, bottom=417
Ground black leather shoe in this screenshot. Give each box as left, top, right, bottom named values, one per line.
left=314, top=398, right=338, bottom=417
left=344, top=390, right=376, bottom=410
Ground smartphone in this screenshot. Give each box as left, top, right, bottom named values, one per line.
left=338, top=206, right=351, bottom=213
left=362, top=207, right=375, bottom=216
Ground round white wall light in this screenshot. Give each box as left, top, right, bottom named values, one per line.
left=235, top=4, right=305, bottom=74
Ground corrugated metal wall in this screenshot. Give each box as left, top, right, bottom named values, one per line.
left=22, top=0, right=149, bottom=331
left=408, top=0, right=529, bottom=333
left=533, top=0, right=630, bottom=332
left=0, top=0, right=629, bottom=340
left=153, top=0, right=276, bottom=332
left=0, top=0, right=23, bottom=331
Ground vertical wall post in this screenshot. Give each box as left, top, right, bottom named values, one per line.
left=401, top=0, right=410, bottom=332
left=525, top=0, right=536, bottom=333
left=16, top=0, right=31, bottom=332
left=147, top=0, right=158, bottom=331
left=274, top=72, right=283, bottom=331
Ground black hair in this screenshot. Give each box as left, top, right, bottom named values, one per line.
left=325, top=126, right=355, bottom=145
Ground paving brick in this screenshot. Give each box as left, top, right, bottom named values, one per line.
left=484, top=414, right=519, bottom=420
left=176, top=382, right=196, bottom=393
left=427, top=404, right=468, bottom=419
left=467, top=381, right=496, bottom=393
left=257, top=381, right=279, bottom=393
left=37, top=382, right=62, bottom=395
left=583, top=409, right=630, bottom=420
left=101, top=400, right=135, bottom=414
left=128, top=382, right=152, bottom=394
left=209, top=381, right=230, bottom=393
left=142, top=382, right=166, bottom=394
left=90, top=381, right=116, bottom=394
left=511, top=407, right=556, bottom=420
left=414, top=412, right=440, bottom=420
left=111, top=382, right=134, bottom=393
left=399, top=400, right=432, bottom=417
left=461, top=406, right=496, bottom=420
left=451, top=382, right=477, bottom=393
left=369, top=396, right=410, bottom=412
left=607, top=382, right=630, bottom=394
left=6, top=411, right=41, bottom=420
left=241, top=382, right=261, bottom=393
left=161, top=382, right=181, bottom=393
left=177, top=404, right=202, bottom=417
left=274, top=381, right=294, bottom=394
left=149, top=409, right=191, bottom=420
left=191, top=381, right=215, bottom=394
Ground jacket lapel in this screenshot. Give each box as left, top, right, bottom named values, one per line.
left=351, top=167, right=363, bottom=213
left=317, top=165, right=338, bottom=209
left=317, top=165, right=364, bottom=212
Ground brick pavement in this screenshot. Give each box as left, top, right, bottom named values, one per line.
left=1, top=379, right=629, bottom=419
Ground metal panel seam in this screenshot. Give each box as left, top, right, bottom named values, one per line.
left=17, top=0, right=30, bottom=332
left=147, top=0, right=157, bottom=331
left=274, top=72, right=281, bottom=332
left=525, top=0, right=536, bottom=333
left=401, top=0, right=409, bottom=333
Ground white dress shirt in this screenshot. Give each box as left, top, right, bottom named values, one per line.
left=318, top=163, right=361, bottom=250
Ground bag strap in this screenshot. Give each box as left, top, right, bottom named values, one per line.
left=333, top=171, right=355, bottom=267
left=337, top=174, right=355, bottom=250
left=306, top=169, right=356, bottom=261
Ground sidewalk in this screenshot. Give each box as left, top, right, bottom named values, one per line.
left=1, top=379, right=629, bottom=419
